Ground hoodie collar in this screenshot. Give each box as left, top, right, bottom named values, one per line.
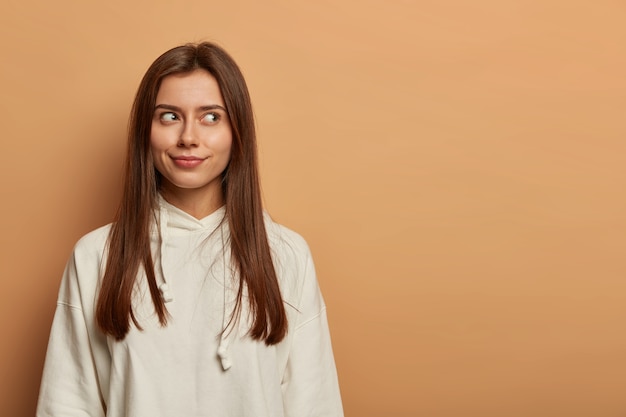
left=155, top=193, right=234, bottom=372
left=157, top=195, right=226, bottom=234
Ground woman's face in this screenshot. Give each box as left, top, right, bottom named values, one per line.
left=150, top=69, right=232, bottom=203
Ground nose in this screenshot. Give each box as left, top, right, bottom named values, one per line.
left=178, top=121, right=198, bottom=147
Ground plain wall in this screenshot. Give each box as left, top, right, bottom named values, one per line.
left=1, top=1, right=625, bottom=416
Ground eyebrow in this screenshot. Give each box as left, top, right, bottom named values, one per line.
left=154, top=104, right=227, bottom=112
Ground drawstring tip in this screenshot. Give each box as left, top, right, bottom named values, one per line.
left=217, top=345, right=232, bottom=371
left=159, top=283, right=174, bottom=303
left=220, top=358, right=232, bottom=371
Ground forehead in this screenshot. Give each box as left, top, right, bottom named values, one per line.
left=156, top=69, right=225, bottom=106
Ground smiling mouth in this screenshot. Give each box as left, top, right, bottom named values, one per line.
left=173, top=155, right=205, bottom=160
left=171, top=156, right=206, bottom=168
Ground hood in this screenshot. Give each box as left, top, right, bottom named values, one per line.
left=154, top=195, right=233, bottom=371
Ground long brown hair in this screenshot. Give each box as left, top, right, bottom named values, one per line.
left=96, top=42, right=287, bottom=345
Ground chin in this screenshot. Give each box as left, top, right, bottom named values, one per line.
left=168, top=179, right=221, bottom=192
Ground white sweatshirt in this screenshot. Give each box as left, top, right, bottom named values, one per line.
left=36, top=198, right=344, bottom=417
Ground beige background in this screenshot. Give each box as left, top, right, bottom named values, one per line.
left=1, top=1, right=625, bottom=416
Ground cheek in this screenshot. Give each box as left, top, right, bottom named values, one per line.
left=214, top=135, right=233, bottom=175
left=149, top=147, right=164, bottom=177
left=149, top=125, right=169, bottom=152
left=148, top=140, right=162, bottom=170
left=149, top=133, right=179, bottom=169
left=210, top=130, right=233, bottom=158
left=222, top=136, right=233, bottom=158
left=149, top=130, right=167, bottom=172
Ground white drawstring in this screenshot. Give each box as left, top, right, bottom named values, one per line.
left=158, top=283, right=174, bottom=303
left=216, top=224, right=233, bottom=371
left=157, top=202, right=174, bottom=304
left=157, top=198, right=231, bottom=370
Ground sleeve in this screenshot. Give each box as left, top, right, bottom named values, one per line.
left=281, top=250, right=344, bottom=417
left=36, top=250, right=107, bottom=417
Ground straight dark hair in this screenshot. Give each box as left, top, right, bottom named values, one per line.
left=96, top=42, right=287, bottom=345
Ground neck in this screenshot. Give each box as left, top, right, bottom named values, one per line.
left=159, top=182, right=224, bottom=219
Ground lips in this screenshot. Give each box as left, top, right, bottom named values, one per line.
left=171, top=155, right=206, bottom=168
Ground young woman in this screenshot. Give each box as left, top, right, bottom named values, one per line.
left=36, top=42, right=343, bottom=417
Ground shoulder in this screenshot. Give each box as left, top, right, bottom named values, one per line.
left=264, top=215, right=312, bottom=266
left=71, top=223, right=112, bottom=263
left=57, top=224, right=112, bottom=308
left=263, top=216, right=328, bottom=324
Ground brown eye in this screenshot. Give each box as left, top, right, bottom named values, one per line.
left=160, top=112, right=178, bottom=122
left=203, top=112, right=219, bottom=123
